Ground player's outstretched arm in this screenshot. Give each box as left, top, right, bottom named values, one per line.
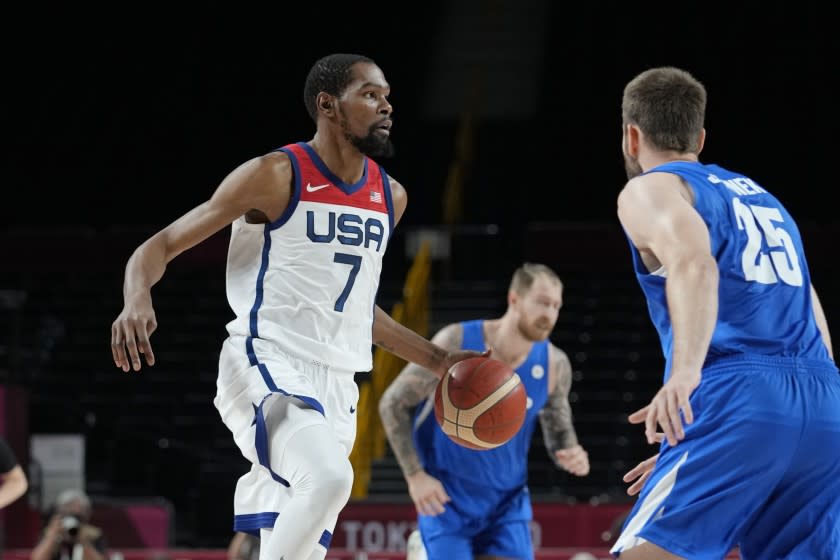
left=540, top=345, right=589, bottom=476
left=619, top=172, right=718, bottom=446
left=372, top=308, right=488, bottom=378
left=373, top=176, right=486, bottom=376
left=111, top=152, right=294, bottom=372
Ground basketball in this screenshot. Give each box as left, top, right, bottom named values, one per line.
left=434, top=356, right=527, bottom=450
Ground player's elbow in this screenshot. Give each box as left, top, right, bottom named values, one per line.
left=693, top=252, right=718, bottom=273
left=378, top=388, right=396, bottom=420
left=671, top=253, right=718, bottom=285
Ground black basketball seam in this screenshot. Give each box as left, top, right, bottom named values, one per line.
left=456, top=359, right=516, bottom=409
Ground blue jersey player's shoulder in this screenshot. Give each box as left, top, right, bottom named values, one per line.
left=428, top=321, right=468, bottom=355
left=637, top=160, right=830, bottom=365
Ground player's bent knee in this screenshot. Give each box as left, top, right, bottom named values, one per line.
left=309, top=457, right=353, bottom=510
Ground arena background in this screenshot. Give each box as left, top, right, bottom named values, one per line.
left=1, top=1, right=836, bottom=558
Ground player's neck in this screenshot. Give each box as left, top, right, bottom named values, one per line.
left=641, top=150, right=699, bottom=171
left=483, top=319, right=531, bottom=369
left=308, top=134, right=367, bottom=184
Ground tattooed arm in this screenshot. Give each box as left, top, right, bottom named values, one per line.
left=539, top=344, right=590, bottom=476
left=378, top=323, right=463, bottom=515
left=379, top=322, right=462, bottom=476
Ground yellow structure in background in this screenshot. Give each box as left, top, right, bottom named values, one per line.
left=442, top=69, right=478, bottom=227
left=349, top=240, right=432, bottom=498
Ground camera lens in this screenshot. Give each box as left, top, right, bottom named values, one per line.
left=61, top=515, right=80, bottom=536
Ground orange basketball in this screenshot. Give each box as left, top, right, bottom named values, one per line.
left=434, top=356, right=527, bottom=450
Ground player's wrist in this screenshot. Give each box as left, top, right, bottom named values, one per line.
left=405, top=467, right=426, bottom=480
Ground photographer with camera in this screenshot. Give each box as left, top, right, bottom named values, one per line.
left=0, top=436, right=28, bottom=556
left=31, top=489, right=107, bottom=560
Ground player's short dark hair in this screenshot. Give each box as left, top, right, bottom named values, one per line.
left=304, top=53, right=376, bottom=122
left=509, top=263, right=562, bottom=296
left=621, top=66, right=707, bottom=154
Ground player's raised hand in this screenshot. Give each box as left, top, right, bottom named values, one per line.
left=629, top=371, right=700, bottom=446
left=554, top=444, right=590, bottom=476
left=406, top=470, right=451, bottom=517
left=111, top=293, right=158, bottom=372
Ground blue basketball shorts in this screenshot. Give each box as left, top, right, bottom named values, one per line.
left=418, top=478, right=534, bottom=560
left=611, top=355, right=840, bottom=560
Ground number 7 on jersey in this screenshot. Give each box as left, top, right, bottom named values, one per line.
left=333, top=252, right=362, bottom=311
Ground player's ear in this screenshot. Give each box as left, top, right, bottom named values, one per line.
left=317, top=93, right=334, bottom=115
left=695, top=128, right=706, bottom=155
left=625, top=124, right=641, bottom=157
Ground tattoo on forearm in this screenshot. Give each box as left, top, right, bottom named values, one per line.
left=540, top=348, right=578, bottom=457
left=379, top=365, right=439, bottom=477
left=539, top=391, right=579, bottom=452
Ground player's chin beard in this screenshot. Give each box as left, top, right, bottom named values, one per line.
left=518, top=319, right=549, bottom=343
left=343, top=121, right=395, bottom=158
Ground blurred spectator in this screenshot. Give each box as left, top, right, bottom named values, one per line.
left=0, top=437, right=28, bottom=508
left=31, top=489, right=107, bottom=560
left=600, top=508, right=630, bottom=547
left=227, top=531, right=259, bottom=560
left=0, top=436, right=28, bottom=555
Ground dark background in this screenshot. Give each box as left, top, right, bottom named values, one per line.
left=3, top=0, right=839, bottom=548
left=5, top=3, right=837, bottom=230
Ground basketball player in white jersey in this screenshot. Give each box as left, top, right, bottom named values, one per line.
left=110, top=53, right=486, bottom=560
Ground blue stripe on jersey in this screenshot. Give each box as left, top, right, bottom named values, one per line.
left=380, top=167, right=395, bottom=236
left=298, top=142, right=368, bottom=195
left=632, top=161, right=832, bottom=376
left=232, top=513, right=333, bottom=550
left=253, top=395, right=291, bottom=487
left=271, top=147, right=303, bottom=229
left=413, top=319, right=550, bottom=491
left=234, top=512, right=278, bottom=535
left=246, top=226, right=272, bottom=343
left=242, top=223, right=329, bottom=415
left=253, top=391, right=326, bottom=485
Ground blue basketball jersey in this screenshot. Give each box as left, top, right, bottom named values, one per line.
left=614, top=160, right=840, bottom=559
left=413, top=319, right=550, bottom=492
left=627, top=161, right=833, bottom=376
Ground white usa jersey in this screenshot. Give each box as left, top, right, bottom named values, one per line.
left=224, top=142, right=394, bottom=372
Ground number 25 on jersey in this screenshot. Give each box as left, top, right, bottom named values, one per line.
left=733, top=198, right=803, bottom=286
